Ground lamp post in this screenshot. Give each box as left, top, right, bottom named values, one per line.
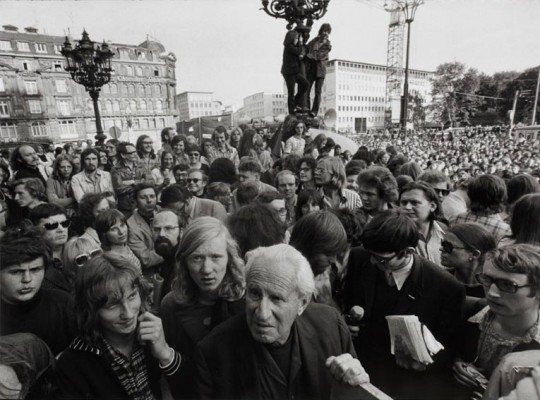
left=260, top=0, right=330, bottom=29
left=398, top=0, right=423, bottom=133
left=61, top=30, right=114, bottom=146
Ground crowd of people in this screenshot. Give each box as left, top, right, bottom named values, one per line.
left=1, top=120, right=540, bottom=400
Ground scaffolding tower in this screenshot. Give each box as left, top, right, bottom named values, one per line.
left=384, top=9, right=405, bottom=129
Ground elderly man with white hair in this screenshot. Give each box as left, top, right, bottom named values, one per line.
left=195, top=243, right=373, bottom=400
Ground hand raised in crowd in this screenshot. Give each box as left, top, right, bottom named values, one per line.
left=137, top=311, right=174, bottom=365
left=452, top=359, right=488, bottom=391
left=326, top=353, right=370, bottom=386
left=394, top=335, right=427, bottom=372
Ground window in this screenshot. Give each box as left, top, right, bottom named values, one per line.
left=35, top=43, right=47, bottom=53
left=55, top=79, right=67, bottom=93
left=53, top=62, right=63, bottom=72
left=24, top=81, right=38, bottom=94
left=0, top=101, right=9, bottom=117
left=17, top=42, right=30, bottom=52
left=136, top=66, right=143, bottom=76
left=129, top=100, right=137, bottom=111
left=155, top=100, right=163, bottom=113
left=133, top=118, right=140, bottom=129
left=105, top=100, right=113, bottom=113
left=139, top=100, right=146, bottom=111
left=126, top=65, right=133, bottom=76
left=110, top=83, right=118, bottom=94
left=128, top=84, right=135, bottom=96
left=153, top=68, right=159, bottom=77
left=21, top=61, right=31, bottom=71
left=141, top=118, right=149, bottom=129
left=0, top=77, right=4, bottom=92
left=31, top=122, right=48, bottom=136
left=0, top=122, right=17, bottom=139
left=28, top=100, right=41, bottom=113
left=113, top=100, right=120, bottom=112
left=102, top=85, right=110, bottom=94
left=58, top=120, right=77, bottom=139
left=54, top=45, right=63, bottom=54
left=57, top=100, right=70, bottom=116
left=0, top=40, right=11, bottom=51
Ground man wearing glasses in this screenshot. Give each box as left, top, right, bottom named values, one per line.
left=28, top=204, right=72, bottom=293
left=343, top=209, right=464, bottom=399
left=111, top=142, right=153, bottom=217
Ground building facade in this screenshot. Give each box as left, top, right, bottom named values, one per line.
left=176, top=91, right=222, bottom=121
left=316, top=59, right=433, bottom=133
left=0, top=24, right=177, bottom=145
left=243, top=92, right=286, bottom=120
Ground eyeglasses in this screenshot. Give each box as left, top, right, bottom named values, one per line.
left=369, top=251, right=398, bottom=265
left=475, top=273, right=535, bottom=294
left=75, top=248, right=102, bottom=267
left=434, top=188, right=450, bottom=196
left=188, top=153, right=200, bottom=157
left=187, top=178, right=201, bottom=184
left=299, top=167, right=312, bottom=172
left=43, top=220, right=71, bottom=230
left=124, top=150, right=137, bottom=155
left=441, top=240, right=468, bottom=254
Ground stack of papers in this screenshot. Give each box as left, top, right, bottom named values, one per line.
left=385, top=315, right=444, bottom=364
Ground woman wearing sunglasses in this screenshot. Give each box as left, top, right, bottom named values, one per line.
left=441, top=223, right=497, bottom=299
left=55, top=255, right=184, bottom=400
left=63, top=237, right=103, bottom=275
left=185, top=143, right=209, bottom=175
left=453, top=244, right=540, bottom=398
left=95, top=209, right=141, bottom=273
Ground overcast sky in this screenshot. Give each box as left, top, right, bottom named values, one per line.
left=1, top=0, right=539, bottom=107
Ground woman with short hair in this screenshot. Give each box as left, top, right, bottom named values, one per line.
left=55, top=256, right=183, bottom=399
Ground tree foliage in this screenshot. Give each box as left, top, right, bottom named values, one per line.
left=429, top=62, right=539, bottom=126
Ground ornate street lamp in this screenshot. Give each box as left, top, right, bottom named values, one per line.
left=61, top=30, right=114, bottom=146
left=260, top=0, right=330, bottom=29
left=393, top=0, right=423, bottom=133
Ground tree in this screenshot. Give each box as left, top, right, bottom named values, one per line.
left=430, top=62, right=481, bottom=127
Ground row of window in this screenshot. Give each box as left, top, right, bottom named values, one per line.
left=116, top=64, right=164, bottom=78
left=337, top=116, right=384, bottom=124
left=102, top=83, right=165, bottom=97
left=338, top=95, right=385, bottom=103
left=0, top=98, right=166, bottom=118
left=338, top=105, right=385, bottom=113
left=0, top=116, right=169, bottom=140
left=0, top=40, right=63, bottom=54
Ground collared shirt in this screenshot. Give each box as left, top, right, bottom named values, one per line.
left=319, top=187, right=362, bottom=210
left=71, top=170, right=114, bottom=203
left=283, top=136, right=305, bottom=156
left=452, top=211, right=512, bottom=243
left=111, top=160, right=152, bottom=211
left=386, top=256, right=414, bottom=291
left=214, top=145, right=239, bottom=169
left=417, top=220, right=446, bottom=267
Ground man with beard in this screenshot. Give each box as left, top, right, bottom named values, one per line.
left=71, top=148, right=114, bottom=203
left=127, top=183, right=163, bottom=276
left=152, top=210, right=181, bottom=300
left=10, top=145, right=48, bottom=184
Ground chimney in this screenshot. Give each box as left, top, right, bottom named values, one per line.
left=24, top=27, right=38, bottom=34
left=2, top=25, right=19, bottom=32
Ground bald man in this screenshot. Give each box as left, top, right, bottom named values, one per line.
left=195, top=244, right=379, bottom=400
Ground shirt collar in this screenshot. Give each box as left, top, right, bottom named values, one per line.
left=390, top=256, right=414, bottom=291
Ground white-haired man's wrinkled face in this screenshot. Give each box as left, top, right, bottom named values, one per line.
left=246, top=260, right=307, bottom=346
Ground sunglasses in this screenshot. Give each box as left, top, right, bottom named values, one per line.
left=75, top=249, right=103, bottom=267
left=43, top=220, right=71, bottom=230
left=188, top=153, right=200, bottom=157
left=441, top=240, right=468, bottom=254
left=475, top=273, right=535, bottom=294
left=187, top=178, right=201, bottom=184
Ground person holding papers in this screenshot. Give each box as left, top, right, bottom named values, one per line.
left=343, top=209, right=465, bottom=399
